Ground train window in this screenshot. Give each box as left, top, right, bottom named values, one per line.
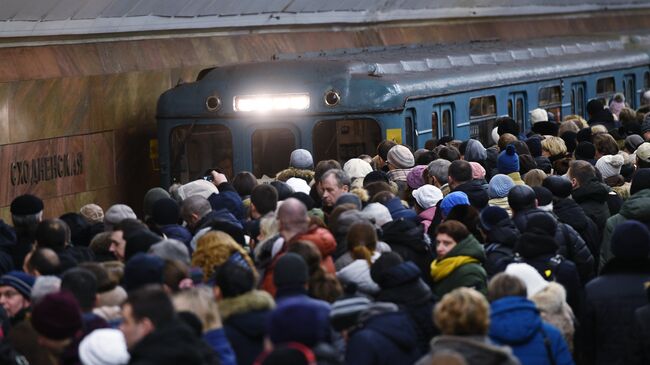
left=645, top=72, right=650, bottom=90
left=170, top=124, right=233, bottom=183
left=469, top=95, right=497, bottom=146
left=431, top=112, right=438, bottom=139
left=442, top=109, right=452, bottom=137
left=538, top=86, right=562, bottom=121
left=624, top=74, right=636, bottom=109
left=571, top=82, right=586, bottom=119
left=596, top=77, right=616, bottom=104
left=507, top=100, right=513, bottom=118
left=252, top=128, right=295, bottom=178
left=312, top=119, right=382, bottom=163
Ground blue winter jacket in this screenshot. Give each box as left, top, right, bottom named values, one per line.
left=489, top=296, right=574, bottom=365
left=204, top=328, right=237, bottom=365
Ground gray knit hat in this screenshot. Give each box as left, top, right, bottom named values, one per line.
left=143, top=187, right=171, bottom=219
left=104, top=204, right=137, bottom=231
left=290, top=149, right=313, bottom=170
left=148, top=239, right=190, bottom=266
left=387, top=145, right=414, bottom=169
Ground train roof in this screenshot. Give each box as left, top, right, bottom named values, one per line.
left=157, top=35, right=650, bottom=118
left=1, top=0, right=650, bottom=37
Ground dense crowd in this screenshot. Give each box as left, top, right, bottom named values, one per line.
left=1, top=95, right=650, bottom=365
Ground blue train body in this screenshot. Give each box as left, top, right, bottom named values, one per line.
left=156, top=35, right=650, bottom=186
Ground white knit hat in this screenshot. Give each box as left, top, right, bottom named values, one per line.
left=343, top=158, right=373, bottom=179
left=285, top=177, right=311, bottom=194
left=505, top=262, right=549, bottom=297
left=595, top=154, right=625, bottom=179
left=79, top=329, right=130, bottom=365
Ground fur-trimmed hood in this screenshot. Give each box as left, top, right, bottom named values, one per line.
left=219, top=290, right=275, bottom=320
left=275, top=168, right=315, bottom=184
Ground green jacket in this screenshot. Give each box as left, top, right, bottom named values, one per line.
left=599, top=188, right=650, bottom=272
left=431, top=234, right=488, bottom=299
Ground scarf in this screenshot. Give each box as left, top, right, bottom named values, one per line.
left=430, top=256, right=479, bottom=282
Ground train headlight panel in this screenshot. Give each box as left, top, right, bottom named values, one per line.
left=233, top=93, right=310, bottom=112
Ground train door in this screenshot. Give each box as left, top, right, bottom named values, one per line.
left=404, top=108, right=416, bottom=149
left=571, top=82, right=586, bottom=119
left=312, top=118, right=382, bottom=163
left=507, top=92, right=527, bottom=133
left=249, top=125, right=298, bottom=178
left=432, top=103, right=454, bottom=139
left=623, top=74, right=636, bottom=109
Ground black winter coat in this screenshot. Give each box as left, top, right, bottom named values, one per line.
left=579, top=258, right=650, bottom=365
left=553, top=198, right=601, bottom=267
left=628, top=303, right=650, bottom=365
left=453, top=180, right=489, bottom=210
left=572, top=179, right=611, bottom=233
left=483, top=218, right=519, bottom=277
left=513, top=209, right=595, bottom=283
left=381, top=218, right=435, bottom=287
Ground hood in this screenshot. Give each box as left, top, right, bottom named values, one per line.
left=489, top=296, right=542, bottom=345
left=454, top=180, right=489, bottom=209
left=515, top=232, right=558, bottom=258
left=429, top=335, right=516, bottom=364
left=384, top=197, right=417, bottom=221
left=291, top=226, right=337, bottom=257
left=620, top=189, right=650, bottom=222
left=381, top=218, right=427, bottom=253
left=275, top=167, right=315, bottom=184
left=219, top=290, right=275, bottom=320
left=445, top=234, right=486, bottom=262
left=572, top=179, right=609, bottom=204
left=553, top=198, right=590, bottom=231
left=160, top=224, right=192, bottom=241
left=418, top=207, right=437, bottom=221
left=486, top=219, right=519, bottom=248
left=465, top=139, right=487, bottom=162
left=374, top=261, right=421, bottom=288
left=358, top=303, right=418, bottom=350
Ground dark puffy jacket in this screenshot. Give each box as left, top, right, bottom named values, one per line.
left=345, top=305, right=420, bottom=365
left=374, top=261, right=439, bottom=354
left=572, top=179, right=611, bottom=232
left=381, top=218, right=434, bottom=287
left=513, top=209, right=594, bottom=283
left=485, top=146, right=499, bottom=180
left=208, top=182, right=245, bottom=222
left=579, top=258, right=650, bottom=365
left=159, top=224, right=193, bottom=250
left=490, top=296, right=574, bottom=365
left=453, top=180, right=489, bottom=210
left=383, top=197, right=417, bottom=222
left=484, top=218, right=520, bottom=277
left=430, top=234, right=487, bottom=299
left=129, top=320, right=218, bottom=365
left=553, top=198, right=601, bottom=267
left=628, top=303, right=650, bottom=365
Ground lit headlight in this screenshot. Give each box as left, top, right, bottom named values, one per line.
left=233, top=93, right=310, bottom=112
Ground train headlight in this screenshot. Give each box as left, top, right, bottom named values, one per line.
left=233, top=93, right=310, bottom=112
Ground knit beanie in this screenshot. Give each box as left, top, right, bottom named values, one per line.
left=524, top=212, right=557, bottom=236
left=10, top=194, right=44, bottom=215
left=469, top=162, right=486, bottom=180
left=636, top=143, right=650, bottom=164
left=104, top=204, right=137, bottom=231
left=575, top=142, right=596, bottom=161
left=31, top=291, right=82, bottom=340
left=330, top=296, right=372, bottom=331
left=269, top=297, right=330, bottom=347
left=530, top=108, right=548, bottom=123
left=542, top=176, right=572, bottom=199
left=80, top=204, right=104, bottom=224
left=213, top=259, right=255, bottom=298
left=407, top=165, right=427, bottom=189
left=505, top=263, right=549, bottom=297
left=631, top=168, right=650, bottom=195
left=576, top=128, right=592, bottom=143
left=497, top=144, right=520, bottom=174
left=412, top=185, right=444, bottom=209
left=611, top=221, right=650, bottom=260
left=335, top=193, right=362, bottom=210
left=148, top=238, right=190, bottom=266
left=560, top=131, right=577, bottom=154
left=440, top=191, right=470, bottom=217
left=387, top=145, right=415, bottom=169
left=0, top=271, right=35, bottom=300
left=595, top=154, right=625, bottom=179
left=124, top=229, right=163, bottom=261
left=273, top=253, right=309, bottom=289
left=31, top=276, right=61, bottom=304
left=369, top=252, right=405, bottom=288
left=362, top=203, right=393, bottom=228
left=290, top=149, right=314, bottom=170
left=143, top=187, right=170, bottom=219
left=152, top=198, right=180, bottom=225
left=343, top=158, right=373, bottom=180
left=479, top=206, right=509, bottom=231
left=488, top=174, right=515, bottom=199
left=525, top=137, right=543, bottom=158
left=123, top=253, right=164, bottom=291
left=270, top=181, right=294, bottom=201
left=363, top=171, right=389, bottom=186
left=625, top=134, right=644, bottom=152
left=79, top=328, right=130, bottom=365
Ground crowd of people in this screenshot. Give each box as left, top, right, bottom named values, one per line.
left=1, top=95, right=650, bottom=365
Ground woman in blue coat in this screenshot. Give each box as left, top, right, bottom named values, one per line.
left=487, top=273, right=574, bottom=365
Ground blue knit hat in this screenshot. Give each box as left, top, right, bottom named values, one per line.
left=123, top=253, right=164, bottom=291
left=497, top=144, right=520, bottom=174
left=440, top=192, right=470, bottom=217
left=0, top=271, right=35, bottom=299
left=488, top=174, right=516, bottom=199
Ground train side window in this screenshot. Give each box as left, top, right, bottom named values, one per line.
left=644, top=71, right=650, bottom=90
left=442, top=109, right=452, bottom=138
left=539, top=85, right=562, bottom=121
left=431, top=112, right=438, bottom=139
left=170, top=124, right=233, bottom=183
left=596, top=77, right=616, bottom=105
left=252, top=128, right=295, bottom=178
left=624, top=74, right=636, bottom=109
left=312, top=119, right=382, bottom=163
left=571, top=82, right=586, bottom=119
left=469, top=95, right=496, bottom=146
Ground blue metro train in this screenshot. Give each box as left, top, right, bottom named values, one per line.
left=156, top=34, right=650, bottom=185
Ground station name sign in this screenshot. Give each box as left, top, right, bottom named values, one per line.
left=10, top=153, right=84, bottom=186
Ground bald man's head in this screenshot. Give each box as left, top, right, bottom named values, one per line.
left=277, top=198, right=309, bottom=240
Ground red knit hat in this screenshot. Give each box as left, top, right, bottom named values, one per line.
left=31, top=291, right=82, bottom=340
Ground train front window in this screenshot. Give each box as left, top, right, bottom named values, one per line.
left=312, top=119, right=382, bottom=163
left=469, top=95, right=497, bottom=146
left=170, top=124, right=233, bottom=183
left=596, top=77, right=616, bottom=105
left=539, top=86, right=562, bottom=121
left=252, top=128, right=296, bottom=178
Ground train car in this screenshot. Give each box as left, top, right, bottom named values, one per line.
left=156, top=34, right=650, bottom=186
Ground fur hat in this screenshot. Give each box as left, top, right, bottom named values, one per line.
left=290, top=149, right=314, bottom=170
left=10, top=194, right=44, bottom=216
left=387, top=145, right=414, bottom=169
left=31, top=291, right=82, bottom=340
